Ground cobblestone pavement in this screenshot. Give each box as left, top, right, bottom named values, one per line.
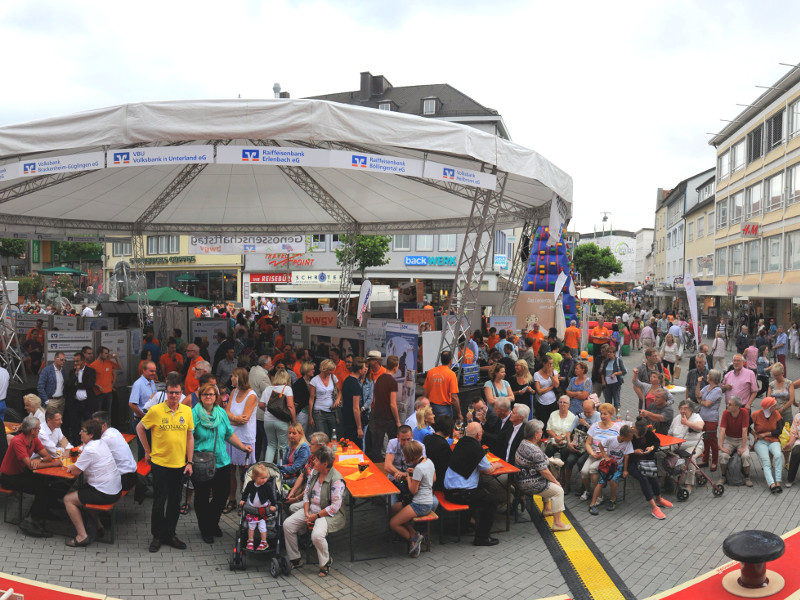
left=2, top=347, right=797, bottom=600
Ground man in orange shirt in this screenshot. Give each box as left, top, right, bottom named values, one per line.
left=159, top=341, right=183, bottom=377
left=486, top=328, right=499, bottom=350
left=90, top=346, right=122, bottom=413
left=331, top=347, right=349, bottom=391
left=563, top=320, right=581, bottom=359
left=528, top=323, right=545, bottom=355
left=366, top=350, right=387, bottom=383
left=590, top=321, right=612, bottom=387
left=183, top=344, right=202, bottom=394
left=26, top=319, right=46, bottom=347
left=423, top=351, right=461, bottom=421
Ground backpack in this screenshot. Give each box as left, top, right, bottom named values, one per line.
left=726, top=452, right=745, bottom=486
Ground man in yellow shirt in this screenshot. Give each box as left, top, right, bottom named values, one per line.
left=423, top=351, right=461, bottom=421
left=137, top=380, right=194, bottom=553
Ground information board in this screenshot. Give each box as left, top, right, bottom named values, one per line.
left=100, top=330, right=131, bottom=386
left=46, top=330, right=95, bottom=362
left=52, top=315, right=78, bottom=331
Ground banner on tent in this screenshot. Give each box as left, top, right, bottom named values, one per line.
left=17, top=152, right=104, bottom=179
left=189, top=234, right=306, bottom=255
left=217, top=145, right=330, bottom=168
left=422, top=160, right=497, bottom=190
left=107, top=146, right=213, bottom=167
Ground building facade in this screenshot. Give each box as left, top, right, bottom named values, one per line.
left=710, top=65, right=800, bottom=323
left=634, top=228, right=654, bottom=284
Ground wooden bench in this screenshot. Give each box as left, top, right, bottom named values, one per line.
left=433, top=490, right=470, bottom=544
left=0, top=486, right=22, bottom=524
left=84, top=459, right=150, bottom=544
left=412, top=511, right=439, bottom=553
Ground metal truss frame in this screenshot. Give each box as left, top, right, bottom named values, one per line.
left=437, top=166, right=508, bottom=372
left=499, top=216, right=538, bottom=315
left=0, top=273, right=23, bottom=383
left=248, top=140, right=359, bottom=327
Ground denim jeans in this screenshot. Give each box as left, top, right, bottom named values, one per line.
left=754, top=439, right=782, bottom=487
left=312, top=409, right=337, bottom=439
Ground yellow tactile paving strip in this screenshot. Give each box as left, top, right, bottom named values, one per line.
left=533, top=496, right=626, bottom=600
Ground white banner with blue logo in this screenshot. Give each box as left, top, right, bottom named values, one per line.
left=106, top=145, right=213, bottom=167
left=18, top=152, right=104, bottom=179
left=0, top=162, right=18, bottom=182
left=216, top=145, right=330, bottom=167
left=422, top=160, right=496, bottom=190
left=328, top=150, right=423, bottom=176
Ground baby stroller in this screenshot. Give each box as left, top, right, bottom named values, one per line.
left=661, top=433, right=724, bottom=501
left=229, top=462, right=290, bottom=577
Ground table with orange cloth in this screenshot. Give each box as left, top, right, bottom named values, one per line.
left=333, top=442, right=399, bottom=561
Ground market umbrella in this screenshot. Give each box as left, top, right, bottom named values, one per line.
left=122, top=286, right=212, bottom=305
left=38, top=266, right=87, bottom=276
left=176, top=273, right=200, bottom=282
left=576, top=287, right=618, bottom=302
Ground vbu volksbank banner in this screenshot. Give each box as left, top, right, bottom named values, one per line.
left=1, top=145, right=496, bottom=190
left=189, top=234, right=306, bottom=255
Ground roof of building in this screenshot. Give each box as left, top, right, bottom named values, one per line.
left=709, top=65, right=800, bottom=147
left=683, top=194, right=716, bottom=217
left=659, top=167, right=715, bottom=209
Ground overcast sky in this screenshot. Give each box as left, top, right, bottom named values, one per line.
left=2, top=0, right=799, bottom=234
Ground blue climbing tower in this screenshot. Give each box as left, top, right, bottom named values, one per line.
left=521, top=226, right=578, bottom=324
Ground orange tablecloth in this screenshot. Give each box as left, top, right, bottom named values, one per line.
left=4, top=422, right=19, bottom=435
left=656, top=433, right=686, bottom=446
left=333, top=449, right=398, bottom=498
left=122, top=433, right=135, bottom=443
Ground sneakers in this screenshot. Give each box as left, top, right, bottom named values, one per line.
left=651, top=507, right=666, bottom=520
left=588, top=505, right=599, bottom=516
left=744, top=478, right=753, bottom=487
left=717, top=476, right=726, bottom=485
left=657, top=498, right=673, bottom=509
left=579, top=491, right=589, bottom=501
left=409, top=533, right=423, bottom=558
left=606, top=500, right=616, bottom=512
left=785, top=482, right=793, bottom=488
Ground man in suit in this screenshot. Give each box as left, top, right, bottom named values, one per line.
left=37, top=351, right=67, bottom=414
left=481, top=403, right=529, bottom=506
left=65, top=351, right=97, bottom=445
left=483, top=398, right=512, bottom=458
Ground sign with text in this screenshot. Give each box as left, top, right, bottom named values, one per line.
left=293, top=271, right=341, bottom=286
left=107, top=146, right=212, bottom=167
left=189, top=235, right=305, bottom=255
left=422, top=160, right=497, bottom=190
left=302, top=310, right=337, bottom=327
left=250, top=273, right=291, bottom=284
left=329, top=150, right=423, bottom=177
left=742, top=223, right=760, bottom=237
left=217, top=145, right=330, bottom=168
left=19, top=152, right=104, bottom=178
left=512, top=291, right=556, bottom=331
left=0, top=162, right=18, bottom=182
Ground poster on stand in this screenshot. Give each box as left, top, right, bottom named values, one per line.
left=15, top=314, right=47, bottom=336
left=365, top=319, right=401, bottom=357
left=82, top=317, right=117, bottom=331
left=385, top=322, right=419, bottom=421
left=52, top=315, right=78, bottom=331
left=101, top=330, right=131, bottom=386
left=190, top=319, right=231, bottom=363
left=489, top=315, right=517, bottom=333
left=512, top=292, right=556, bottom=331
left=46, top=330, right=94, bottom=362
left=308, top=327, right=366, bottom=364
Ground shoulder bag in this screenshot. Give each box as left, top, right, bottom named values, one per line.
left=193, top=425, right=217, bottom=483
left=267, top=385, right=292, bottom=422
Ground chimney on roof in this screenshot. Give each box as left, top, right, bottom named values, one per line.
left=279, top=91, right=290, bottom=98
left=273, top=83, right=281, bottom=99
left=359, top=72, right=392, bottom=101
left=359, top=72, right=373, bottom=101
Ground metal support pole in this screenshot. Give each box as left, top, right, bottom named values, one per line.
left=0, top=271, right=24, bottom=383
left=499, top=216, right=538, bottom=315
left=437, top=167, right=508, bottom=373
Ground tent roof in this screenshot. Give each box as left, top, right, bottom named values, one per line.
left=0, top=99, right=571, bottom=239
left=122, top=287, right=212, bottom=305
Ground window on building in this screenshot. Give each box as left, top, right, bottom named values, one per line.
left=697, top=216, right=705, bottom=238
left=732, top=140, right=745, bottom=172
left=393, top=234, right=411, bottom=251
left=791, top=99, right=800, bottom=139
left=746, top=183, right=762, bottom=218
left=308, top=234, right=326, bottom=252
left=787, top=231, right=800, bottom=270
left=744, top=239, right=761, bottom=273
left=730, top=192, right=744, bottom=224
left=718, top=151, right=730, bottom=179
left=767, top=173, right=783, bottom=211
left=696, top=257, right=703, bottom=276
left=729, top=244, right=743, bottom=275
left=686, top=258, right=693, bottom=276
left=717, top=199, right=728, bottom=229
left=763, top=235, right=781, bottom=272
left=112, top=241, right=132, bottom=256
left=687, top=221, right=694, bottom=242
left=439, top=234, right=457, bottom=252
left=706, top=253, right=713, bottom=276
left=747, top=125, right=764, bottom=163
left=715, top=248, right=727, bottom=277
left=677, top=224, right=683, bottom=246
left=767, top=111, right=784, bottom=149
left=789, top=165, right=800, bottom=206
left=378, top=102, right=392, bottom=111
left=666, top=232, right=671, bottom=249
left=329, top=234, right=341, bottom=250
left=422, top=98, right=437, bottom=115
left=416, top=235, right=434, bottom=251
left=146, top=235, right=179, bottom=255
left=666, top=262, right=671, bottom=278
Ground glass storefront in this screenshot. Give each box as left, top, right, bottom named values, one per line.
left=145, top=270, right=239, bottom=303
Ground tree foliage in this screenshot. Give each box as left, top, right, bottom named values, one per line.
left=0, top=238, right=26, bottom=260
left=17, top=274, right=45, bottom=298
left=602, top=300, right=628, bottom=321
left=335, top=234, right=392, bottom=279
left=54, top=242, right=102, bottom=261
left=572, top=243, right=623, bottom=285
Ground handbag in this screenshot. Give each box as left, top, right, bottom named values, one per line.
left=193, top=425, right=217, bottom=483
left=267, top=385, right=292, bottom=422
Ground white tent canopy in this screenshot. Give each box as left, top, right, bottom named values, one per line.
left=0, top=99, right=572, bottom=239
left=576, top=287, right=618, bottom=301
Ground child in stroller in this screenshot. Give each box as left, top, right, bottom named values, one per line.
left=240, top=463, right=278, bottom=551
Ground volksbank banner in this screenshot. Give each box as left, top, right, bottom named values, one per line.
left=1, top=146, right=496, bottom=190
left=189, top=234, right=306, bottom=255
left=107, top=145, right=213, bottom=167
left=18, top=152, right=104, bottom=178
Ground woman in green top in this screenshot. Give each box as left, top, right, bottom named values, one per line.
left=192, top=383, right=253, bottom=544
